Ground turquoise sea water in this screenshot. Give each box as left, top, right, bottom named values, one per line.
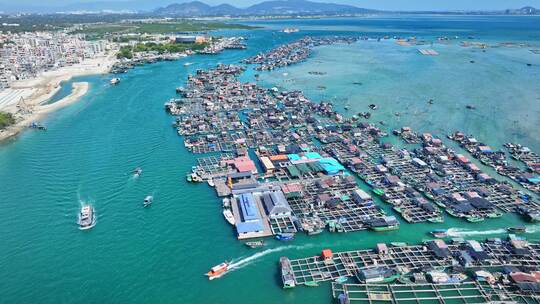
left=1, top=16, right=539, bottom=304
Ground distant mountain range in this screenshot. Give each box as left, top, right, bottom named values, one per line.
left=153, top=0, right=375, bottom=16
left=0, top=0, right=537, bottom=16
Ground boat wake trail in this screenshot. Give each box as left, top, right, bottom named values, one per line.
left=228, top=244, right=315, bottom=273
left=525, top=225, right=540, bottom=233
left=447, top=227, right=506, bottom=237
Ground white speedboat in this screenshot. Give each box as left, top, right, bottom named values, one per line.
left=133, top=167, right=142, bottom=178
left=110, top=78, right=121, bottom=85
left=79, top=205, right=96, bottom=230
left=143, top=196, right=153, bottom=207
left=223, top=209, right=235, bottom=225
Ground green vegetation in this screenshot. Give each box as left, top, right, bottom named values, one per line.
left=116, top=41, right=209, bottom=59
left=0, top=13, right=255, bottom=35
left=0, top=112, right=16, bottom=129
left=75, top=21, right=255, bottom=39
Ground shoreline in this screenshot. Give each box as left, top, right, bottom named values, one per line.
left=0, top=82, right=89, bottom=142
left=0, top=53, right=116, bottom=143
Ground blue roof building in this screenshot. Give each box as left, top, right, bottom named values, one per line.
left=236, top=193, right=264, bottom=235
left=319, top=158, right=346, bottom=175
left=238, top=193, right=260, bottom=221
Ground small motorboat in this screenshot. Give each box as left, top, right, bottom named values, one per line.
left=143, top=196, right=153, bottom=207
left=466, top=104, right=476, bottom=110
left=222, top=198, right=231, bottom=208
left=507, top=226, right=526, bottom=233
left=184, top=62, right=193, bottom=66
left=245, top=240, right=265, bottom=248
left=369, top=104, right=378, bottom=110
left=79, top=205, right=96, bottom=230
left=430, top=229, right=448, bottom=238
left=276, top=233, right=295, bottom=241
left=207, top=179, right=215, bottom=187
left=133, top=167, right=142, bottom=178
left=110, top=78, right=120, bottom=85
left=223, top=209, right=235, bottom=225
left=206, top=262, right=229, bottom=280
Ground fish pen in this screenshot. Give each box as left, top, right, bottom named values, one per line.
left=283, top=176, right=389, bottom=233
left=284, top=238, right=540, bottom=286
left=332, top=282, right=494, bottom=304
left=195, top=154, right=236, bottom=179
left=288, top=245, right=450, bottom=285
left=269, top=216, right=297, bottom=234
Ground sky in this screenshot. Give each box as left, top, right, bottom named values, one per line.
left=3, top=0, right=539, bottom=11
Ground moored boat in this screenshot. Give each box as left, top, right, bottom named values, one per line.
left=223, top=209, right=235, bottom=225
left=245, top=240, right=265, bottom=248
left=335, top=276, right=348, bottom=283
left=368, top=216, right=399, bottom=232
left=280, top=257, right=296, bottom=288
left=356, top=266, right=400, bottom=283
left=276, top=232, right=295, bottom=241
left=206, top=262, right=229, bottom=280
left=304, top=281, right=319, bottom=287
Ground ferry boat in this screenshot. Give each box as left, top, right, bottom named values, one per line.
left=110, top=78, right=121, bottom=85
left=245, top=240, right=265, bottom=248
left=206, top=262, right=229, bottom=280
left=276, top=232, right=295, bottom=241
left=78, top=205, right=96, bottom=230
left=280, top=257, right=296, bottom=288
left=223, top=209, right=235, bottom=225
left=431, top=229, right=449, bottom=238
left=133, top=167, right=142, bottom=178
left=143, top=196, right=153, bottom=207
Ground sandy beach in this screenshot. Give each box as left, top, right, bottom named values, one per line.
left=0, top=52, right=116, bottom=142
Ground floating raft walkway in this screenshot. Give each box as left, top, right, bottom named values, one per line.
left=286, top=240, right=540, bottom=286
left=331, top=282, right=540, bottom=304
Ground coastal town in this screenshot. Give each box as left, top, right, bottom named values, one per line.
left=0, top=19, right=248, bottom=141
